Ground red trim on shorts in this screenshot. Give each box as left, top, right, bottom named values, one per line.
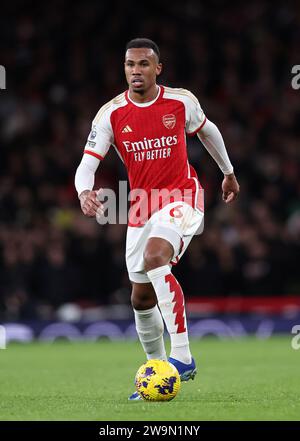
left=187, top=116, right=207, bottom=137
left=84, top=150, right=104, bottom=161
left=170, top=238, right=184, bottom=266
left=170, top=257, right=179, bottom=266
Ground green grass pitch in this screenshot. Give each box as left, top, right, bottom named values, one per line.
left=0, top=336, right=299, bottom=421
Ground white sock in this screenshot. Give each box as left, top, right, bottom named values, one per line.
left=147, top=265, right=192, bottom=364
left=134, top=305, right=167, bottom=360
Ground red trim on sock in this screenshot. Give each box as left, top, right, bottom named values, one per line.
left=165, top=274, right=186, bottom=333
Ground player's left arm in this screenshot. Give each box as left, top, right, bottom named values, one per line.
left=197, top=120, right=240, bottom=204
left=184, top=91, right=239, bottom=204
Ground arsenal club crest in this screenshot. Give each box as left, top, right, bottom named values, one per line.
left=162, top=114, right=176, bottom=129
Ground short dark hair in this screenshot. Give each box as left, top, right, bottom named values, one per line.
left=125, top=38, right=160, bottom=61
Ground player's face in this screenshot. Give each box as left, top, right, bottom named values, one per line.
left=124, top=48, right=162, bottom=94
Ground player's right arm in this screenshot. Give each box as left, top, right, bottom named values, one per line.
left=75, top=104, right=114, bottom=217
left=75, top=154, right=103, bottom=217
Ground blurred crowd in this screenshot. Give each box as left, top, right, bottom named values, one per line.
left=0, top=0, right=300, bottom=320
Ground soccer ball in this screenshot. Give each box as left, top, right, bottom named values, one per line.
left=135, top=359, right=181, bottom=401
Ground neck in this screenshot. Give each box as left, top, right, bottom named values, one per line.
left=128, top=84, right=159, bottom=103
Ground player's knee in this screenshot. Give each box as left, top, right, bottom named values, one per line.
left=143, top=250, right=169, bottom=272
left=131, top=286, right=157, bottom=310
left=143, top=238, right=173, bottom=272
left=131, top=295, right=156, bottom=310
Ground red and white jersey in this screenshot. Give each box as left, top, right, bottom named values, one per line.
left=83, top=86, right=206, bottom=226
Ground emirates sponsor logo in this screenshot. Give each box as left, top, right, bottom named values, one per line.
left=123, top=135, right=177, bottom=152
left=162, top=114, right=176, bottom=129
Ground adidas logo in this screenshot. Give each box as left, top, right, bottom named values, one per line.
left=122, top=125, right=133, bottom=133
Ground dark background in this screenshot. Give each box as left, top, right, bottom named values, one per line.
left=0, top=0, right=299, bottom=320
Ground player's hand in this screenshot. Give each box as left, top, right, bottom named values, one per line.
left=222, top=173, right=240, bottom=204
left=79, top=189, right=104, bottom=217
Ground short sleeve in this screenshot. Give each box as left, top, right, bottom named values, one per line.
left=83, top=104, right=114, bottom=161
left=184, top=91, right=207, bottom=136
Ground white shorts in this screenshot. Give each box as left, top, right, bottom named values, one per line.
left=126, top=201, right=204, bottom=283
